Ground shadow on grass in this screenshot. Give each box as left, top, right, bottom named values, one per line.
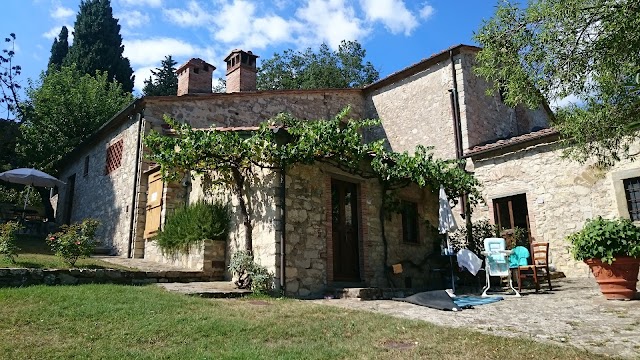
left=1, top=234, right=132, bottom=270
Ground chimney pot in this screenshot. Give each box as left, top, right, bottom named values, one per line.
left=224, top=49, right=259, bottom=93
left=176, top=58, right=215, bottom=96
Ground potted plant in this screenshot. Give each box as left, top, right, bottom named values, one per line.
left=567, top=217, right=640, bottom=300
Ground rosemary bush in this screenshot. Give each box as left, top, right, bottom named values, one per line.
left=155, top=200, right=230, bottom=254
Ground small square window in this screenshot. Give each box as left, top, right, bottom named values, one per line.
left=401, top=200, right=419, bottom=244
left=105, top=139, right=124, bottom=175
left=624, top=177, right=640, bottom=221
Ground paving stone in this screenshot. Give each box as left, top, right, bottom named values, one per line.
left=312, top=278, right=640, bottom=359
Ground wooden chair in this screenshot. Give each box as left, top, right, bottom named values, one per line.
left=516, top=242, right=552, bottom=292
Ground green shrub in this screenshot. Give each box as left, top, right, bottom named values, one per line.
left=228, top=250, right=273, bottom=293
left=47, top=219, right=100, bottom=266
left=0, top=221, right=21, bottom=263
left=449, top=219, right=498, bottom=256
left=567, top=216, right=640, bottom=264
left=155, top=200, right=230, bottom=254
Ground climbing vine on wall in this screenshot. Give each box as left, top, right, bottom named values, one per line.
left=144, top=107, right=480, bottom=285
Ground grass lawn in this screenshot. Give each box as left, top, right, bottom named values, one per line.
left=0, top=285, right=609, bottom=360
left=0, top=235, right=133, bottom=270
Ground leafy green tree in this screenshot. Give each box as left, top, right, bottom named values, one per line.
left=48, top=26, right=69, bottom=70
left=143, top=55, right=178, bottom=96
left=0, top=119, right=19, bottom=172
left=19, top=65, right=133, bottom=218
left=257, top=40, right=379, bottom=90
left=474, top=0, right=640, bottom=165
left=65, top=0, right=134, bottom=93
left=1, top=33, right=22, bottom=120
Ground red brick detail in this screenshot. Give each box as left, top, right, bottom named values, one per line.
left=176, top=58, right=215, bottom=96
left=325, top=176, right=334, bottom=283
left=105, top=139, right=124, bottom=174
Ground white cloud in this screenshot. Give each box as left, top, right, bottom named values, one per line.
left=42, top=27, right=61, bottom=40
left=550, top=94, right=581, bottom=109
left=133, top=65, right=154, bottom=94
left=123, top=37, right=213, bottom=66
left=163, top=0, right=211, bottom=27
left=119, top=0, right=163, bottom=7
left=117, top=10, right=150, bottom=29
left=42, top=25, right=73, bottom=42
left=212, top=0, right=256, bottom=42
left=419, top=3, right=435, bottom=20
left=50, top=5, right=74, bottom=20
left=359, top=0, right=418, bottom=36
left=296, top=0, right=368, bottom=49
left=211, top=1, right=295, bottom=49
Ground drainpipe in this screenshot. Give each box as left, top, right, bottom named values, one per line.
left=449, top=50, right=473, bottom=241
left=127, top=112, right=144, bottom=258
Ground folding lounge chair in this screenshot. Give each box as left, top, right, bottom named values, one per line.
left=481, top=238, right=521, bottom=297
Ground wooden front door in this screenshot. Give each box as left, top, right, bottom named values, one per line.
left=331, top=179, right=361, bottom=281
left=144, top=171, right=163, bottom=239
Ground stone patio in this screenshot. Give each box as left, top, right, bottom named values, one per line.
left=313, top=278, right=640, bottom=359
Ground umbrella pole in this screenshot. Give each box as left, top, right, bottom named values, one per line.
left=22, top=186, right=31, bottom=219
left=447, top=233, right=456, bottom=294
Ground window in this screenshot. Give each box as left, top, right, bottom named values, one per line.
left=624, top=177, right=640, bottom=221
left=401, top=200, right=419, bottom=244
left=105, top=139, right=124, bottom=174
left=83, top=156, right=90, bottom=177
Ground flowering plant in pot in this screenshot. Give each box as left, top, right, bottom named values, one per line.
left=566, top=217, right=640, bottom=300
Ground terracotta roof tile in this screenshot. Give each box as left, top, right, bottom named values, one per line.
left=464, top=128, right=559, bottom=157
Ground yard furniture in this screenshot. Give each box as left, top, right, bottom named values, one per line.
left=515, top=242, right=552, bottom=292
left=481, top=237, right=521, bottom=297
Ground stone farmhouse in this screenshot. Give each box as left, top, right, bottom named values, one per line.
left=55, top=43, right=619, bottom=297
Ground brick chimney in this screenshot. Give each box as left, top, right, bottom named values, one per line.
left=224, top=49, right=258, bottom=93
left=176, top=58, right=215, bottom=96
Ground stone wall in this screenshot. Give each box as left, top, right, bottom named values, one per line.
left=144, top=89, right=365, bottom=130
left=187, top=168, right=280, bottom=282
left=143, top=239, right=226, bottom=275
left=0, top=267, right=214, bottom=287
left=364, top=56, right=457, bottom=159
left=458, top=50, right=550, bottom=150
left=283, top=164, right=439, bottom=297
left=56, top=113, right=142, bottom=255
left=471, top=141, right=640, bottom=277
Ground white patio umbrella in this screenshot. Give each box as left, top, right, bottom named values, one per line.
left=438, top=185, right=458, bottom=293
left=0, top=168, right=65, bottom=211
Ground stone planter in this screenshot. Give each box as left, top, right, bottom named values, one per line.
left=585, top=257, right=640, bottom=300
left=144, top=239, right=226, bottom=276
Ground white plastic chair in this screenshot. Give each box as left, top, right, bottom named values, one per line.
left=481, top=238, right=521, bottom=297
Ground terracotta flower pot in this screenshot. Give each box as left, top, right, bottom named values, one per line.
left=585, top=257, right=640, bottom=300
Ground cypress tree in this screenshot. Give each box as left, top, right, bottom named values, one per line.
left=48, top=26, right=69, bottom=69
left=142, top=55, right=178, bottom=96
left=65, top=0, right=134, bottom=93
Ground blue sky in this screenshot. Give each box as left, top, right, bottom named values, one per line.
left=2, top=0, right=499, bottom=95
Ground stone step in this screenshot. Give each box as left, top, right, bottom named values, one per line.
left=157, top=281, right=252, bottom=298
left=330, top=287, right=418, bottom=301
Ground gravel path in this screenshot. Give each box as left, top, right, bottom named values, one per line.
left=313, top=278, right=640, bottom=359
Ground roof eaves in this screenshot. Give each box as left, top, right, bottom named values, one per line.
left=463, top=129, right=560, bottom=159
left=56, top=98, right=145, bottom=170
left=363, top=44, right=481, bottom=93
